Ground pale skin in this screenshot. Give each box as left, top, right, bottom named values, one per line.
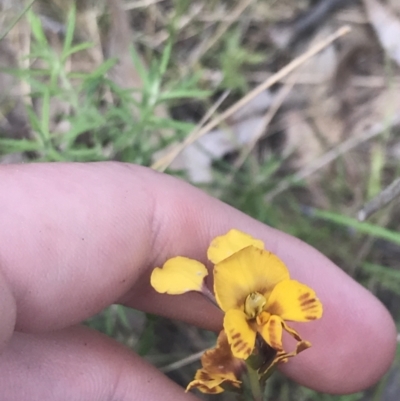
left=0, top=162, right=396, bottom=400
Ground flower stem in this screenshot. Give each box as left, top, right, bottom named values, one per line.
left=201, top=283, right=219, bottom=307
left=246, top=363, right=263, bottom=401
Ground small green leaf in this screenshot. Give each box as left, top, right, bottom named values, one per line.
left=62, top=4, right=77, bottom=61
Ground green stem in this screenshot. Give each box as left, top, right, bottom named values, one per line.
left=246, top=363, right=263, bottom=401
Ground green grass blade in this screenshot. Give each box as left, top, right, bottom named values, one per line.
left=307, top=208, right=400, bottom=246
left=26, top=9, right=48, bottom=46
left=62, top=4, right=77, bottom=62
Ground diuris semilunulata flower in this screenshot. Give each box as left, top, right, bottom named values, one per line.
left=150, top=229, right=323, bottom=393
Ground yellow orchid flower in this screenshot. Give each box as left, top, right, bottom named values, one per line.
left=214, top=243, right=322, bottom=359
left=150, top=229, right=323, bottom=361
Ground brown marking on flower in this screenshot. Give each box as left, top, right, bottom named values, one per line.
left=298, top=292, right=311, bottom=301
left=233, top=339, right=243, bottom=348
left=304, top=315, right=318, bottom=320
left=258, top=286, right=267, bottom=293
left=266, top=301, right=282, bottom=316
left=301, top=304, right=319, bottom=312
left=231, top=332, right=241, bottom=340
left=302, top=304, right=319, bottom=311
left=300, top=298, right=316, bottom=307
left=268, top=319, right=281, bottom=350
left=198, top=371, right=212, bottom=381
left=236, top=342, right=248, bottom=353
left=202, top=331, right=245, bottom=377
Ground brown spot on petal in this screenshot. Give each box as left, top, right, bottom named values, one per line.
left=202, top=331, right=245, bottom=377
left=304, top=315, right=317, bottom=320
left=236, top=342, right=248, bottom=352
left=301, top=305, right=319, bottom=312
left=198, top=371, right=212, bottom=381
left=233, top=339, right=243, bottom=348
left=298, top=293, right=311, bottom=301
left=266, top=301, right=282, bottom=316
left=300, top=298, right=316, bottom=307
left=231, top=332, right=241, bottom=340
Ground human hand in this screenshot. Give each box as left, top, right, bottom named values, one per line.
left=0, top=162, right=395, bottom=400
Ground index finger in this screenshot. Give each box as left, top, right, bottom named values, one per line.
left=0, top=162, right=395, bottom=394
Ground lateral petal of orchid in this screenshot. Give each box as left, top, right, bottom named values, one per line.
left=214, top=246, right=290, bottom=312
left=265, top=279, right=323, bottom=322
left=150, top=256, right=208, bottom=294
left=224, top=309, right=256, bottom=359
left=257, top=313, right=283, bottom=351
left=207, top=229, right=265, bottom=264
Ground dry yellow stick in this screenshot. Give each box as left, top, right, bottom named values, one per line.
left=151, top=25, right=351, bottom=172
left=124, top=0, right=165, bottom=9
left=160, top=349, right=205, bottom=373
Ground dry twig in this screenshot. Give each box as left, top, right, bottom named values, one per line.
left=160, top=350, right=205, bottom=374
left=358, top=177, right=400, bottom=221
left=151, top=25, right=351, bottom=172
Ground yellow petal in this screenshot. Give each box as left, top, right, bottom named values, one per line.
left=224, top=309, right=256, bottom=359
left=186, top=370, right=240, bottom=394
left=186, top=371, right=224, bottom=394
left=265, top=279, right=323, bottom=322
left=257, top=313, right=283, bottom=351
left=214, top=246, right=290, bottom=312
left=150, top=256, right=208, bottom=294
left=207, top=229, right=264, bottom=264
